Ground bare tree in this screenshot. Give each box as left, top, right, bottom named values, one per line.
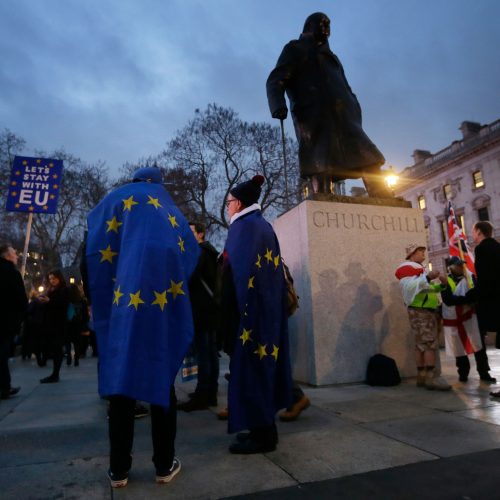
left=163, top=104, right=299, bottom=241
left=29, top=149, right=110, bottom=268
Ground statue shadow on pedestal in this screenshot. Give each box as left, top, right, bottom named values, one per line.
left=314, top=262, right=388, bottom=383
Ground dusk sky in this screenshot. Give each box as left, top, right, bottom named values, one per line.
left=1, top=0, right=499, bottom=177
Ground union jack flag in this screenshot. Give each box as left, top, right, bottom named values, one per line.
left=447, top=201, right=475, bottom=276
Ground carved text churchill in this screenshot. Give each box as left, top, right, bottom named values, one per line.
left=312, top=211, right=424, bottom=233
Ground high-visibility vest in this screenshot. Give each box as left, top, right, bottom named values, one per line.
left=409, top=282, right=442, bottom=310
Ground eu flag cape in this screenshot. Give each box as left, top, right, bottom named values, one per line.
left=225, top=210, right=292, bottom=433
left=86, top=181, right=199, bottom=407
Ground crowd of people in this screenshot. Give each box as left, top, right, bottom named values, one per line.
left=0, top=245, right=95, bottom=398
left=395, top=221, right=500, bottom=391
left=1, top=167, right=499, bottom=490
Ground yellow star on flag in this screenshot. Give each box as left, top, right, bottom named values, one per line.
left=106, top=216, right=123, bottom=233
left=255, top=254, right=262, bottom=268
left=99, top=245, right=118, bottom=263
left=178, top=236, right=185, bottom=252
left=53, top=184, right=59, bottom=189
left=11, top=181, right=16, bottom=186
left=167, top=280, right=185, bottom=299
left=274, top=255, right=280, bottom=269
left=15, top=170, right=21, bottom=175
left=264, top=248, right=273, bottom=264
left=248, top=276, right=255, bottom=289
left=239, top=328, right=253, bottom=345
left=50, top=194, right=55, bottom=199
left=36, top=159, right=41, bottom=163
left=168, top=213, right=179, bottom=228
left=22, top=161, right=27, bottom=165
left=254, top=343, right=268, bottom=360
left=152, top=290, right=168, bottom=311
left=271, top=344, right=279, bottom=361
left=52, top=174, right=58, bottom=179
left=28, top=206, right=34, bottom=211
left=113, top=286, right=124, bottom=305
left=15, top=203, right=20, bottom=208
left=43, top=206, right=48, bottom=210
left=123, top=195, right=138, bottom=211
left=147, top=195, right=162, bottom=209
left=128, top=290, right=145, bottom=310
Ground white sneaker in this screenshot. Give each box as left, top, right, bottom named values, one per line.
left=156, top=457, right=181, bottom=484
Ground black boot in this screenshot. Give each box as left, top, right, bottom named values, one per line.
left=177, top=393, right=209, bottom=412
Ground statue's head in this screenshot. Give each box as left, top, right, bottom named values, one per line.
left=302, top=12, right=330, bottom=44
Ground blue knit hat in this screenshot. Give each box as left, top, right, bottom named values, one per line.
left=132, top=166, right=162, bottom=184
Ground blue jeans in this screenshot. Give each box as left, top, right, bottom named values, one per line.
left=194, top=330, right=219, bottom=396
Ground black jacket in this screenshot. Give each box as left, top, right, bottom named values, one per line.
left=474, top=237, right=500, bottom=332
left=0, top=257, right=28, bottom=338
left=41, top=285, right=69, bottom=339
left=189, top=241, right=219, bottom=335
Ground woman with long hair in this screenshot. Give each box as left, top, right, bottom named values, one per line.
left=39, top=270, right=69, bottom=383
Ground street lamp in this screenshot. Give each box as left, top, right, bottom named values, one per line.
left=385, top=166, right=399, bottom=195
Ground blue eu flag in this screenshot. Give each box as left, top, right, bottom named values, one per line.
left=86, top=181, right=199, bottom=407
left=224, top=210, right=292, bottom=433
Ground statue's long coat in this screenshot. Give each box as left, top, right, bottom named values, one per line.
left=267, top=36, right=385, bottom=181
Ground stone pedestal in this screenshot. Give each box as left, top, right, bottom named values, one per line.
left=273, top=199, right=426, bottom=386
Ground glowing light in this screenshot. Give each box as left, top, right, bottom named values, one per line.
left=386, top=174, right=398, bottom=188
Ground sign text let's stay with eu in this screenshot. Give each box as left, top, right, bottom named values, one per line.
left=5, top=156, right=63, bottom=214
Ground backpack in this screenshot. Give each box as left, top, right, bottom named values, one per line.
left=282, top=259, right=299, bottom=317
left=366, top=354, right=401, bottom=386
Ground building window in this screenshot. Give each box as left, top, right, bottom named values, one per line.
left=443, top=184, right=452, bottom=199
left=478, top=206, right=489, bottom=221
left=440, top=220, right=448, bottom=246
left=417, top=195, right=426, bottom=210
left=473, top=170, right=484, bottom=188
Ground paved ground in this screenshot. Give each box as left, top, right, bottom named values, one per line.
left=1, top=348, right=500, bottom=499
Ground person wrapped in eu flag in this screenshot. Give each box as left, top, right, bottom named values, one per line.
left=221, top=175, right=292, bottom=454
left=85, top=166, right=199, bottom=486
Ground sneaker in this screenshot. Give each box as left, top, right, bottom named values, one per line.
left=425, top=373, right=451, bottom=391
left=480, top=374, right=497, bottom=383
left=108, top=469, right=128, bottom=488
left=40, top=375, right=59, bottom=384
left=156, top=457, right=181, bottom=484
left=134, top=404, right=149, bottom=419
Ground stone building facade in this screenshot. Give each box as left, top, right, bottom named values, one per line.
left=395, top=119, right=500, bottom=273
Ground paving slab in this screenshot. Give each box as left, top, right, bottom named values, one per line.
left=114, top=449, right=296, bottom=500
left=224, top=448, right=500, bottom=500
left=455, top=403, right=500, bottom=426
left=266, top=419, right=437, bottom=482
left=0, top=455, right=109, bottom=500
left=319, top=395, right=439, bottom=423
left=364, top=412, right=500, bottom=457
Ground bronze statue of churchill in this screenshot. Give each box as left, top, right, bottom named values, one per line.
left=266, top=12, right=391, bottom=197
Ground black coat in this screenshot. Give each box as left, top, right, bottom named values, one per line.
left=266, top=35, right=384, bottom=180
left=0, top=257, right=28, bottom=338
left=42, top=286, right=70, bottom=340
left=188, top=241, right=219, bottom=335
left=474, top=237, right=500, bottom=332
